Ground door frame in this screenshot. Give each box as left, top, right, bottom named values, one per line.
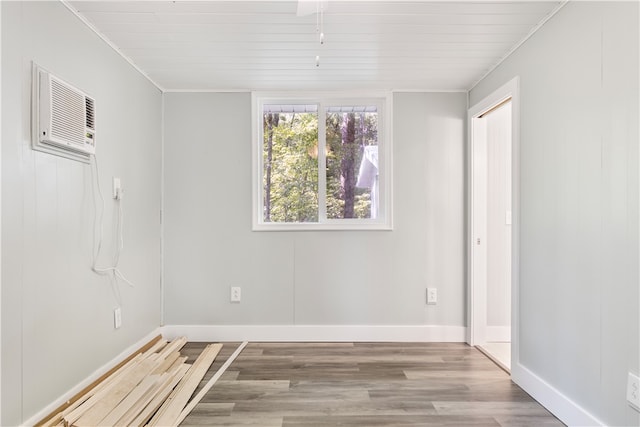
left=0, top=2, right=3, bottom=420
left=467, top=77, right=520, bottom=369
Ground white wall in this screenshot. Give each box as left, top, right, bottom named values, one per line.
left=163, top=92, right=466, bottom=332
left=0, top=2, right=3, bottom=423
left=470, top=2, right=639, bottom=426
left=1, top=2, right=162, bottom=424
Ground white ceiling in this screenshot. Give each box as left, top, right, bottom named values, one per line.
left=67, top=1, right=564, bottom=92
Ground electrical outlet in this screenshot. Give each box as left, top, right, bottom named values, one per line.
left=230, top=286, right=241, bottom=303
left=427, top=288, right=437, bottom=305
left=628, top=372, right=640, bottom=411
left=113, top=177, right=122, bottom=200
left=114, top=307, right=122, bottom=329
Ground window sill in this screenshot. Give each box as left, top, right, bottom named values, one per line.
left=252, top=221, right=393, bottom=232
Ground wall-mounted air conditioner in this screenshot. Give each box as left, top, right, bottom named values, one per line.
left=33, top=64, right=96, bottom=162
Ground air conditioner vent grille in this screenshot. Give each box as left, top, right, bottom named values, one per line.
left=51, top=78, right=86, bottom=145
left=85, top=97, right=95, bottom=130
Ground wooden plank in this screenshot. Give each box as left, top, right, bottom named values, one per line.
left=75, top=355, right=158, bottom=426
left=63, top=354, right=144, bottom=425
left=152, top=350, right=180, bottom=375
left=72, top=355, right=157, bottom=425
left=156, top=336, right=187, bottom=360
left=175, top=341, right=248, bottom=426
left=129, top=364, right=191, bottom=427
left=35, top=334, right=162, bottom=427
left=149, top=343, right=223, bottom=426
left=168, top=355, right=188, bottom=372
left=118, top=358, right=187, bottom=426
left=142, top=338, right=168, bottom=357
left=97, top=374, right=161, bottom=426
left=113, top=372, right=168, bottom=426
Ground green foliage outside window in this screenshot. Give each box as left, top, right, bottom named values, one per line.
left=263, top=112, right=318, bottom=223
left=325, top=112, right=378, bottom=219
left=263, top=107, right=378, bottom=223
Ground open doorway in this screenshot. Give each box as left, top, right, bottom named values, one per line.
left=468, top=77, right=519, bottom=373
left=475, top=100, right=512, bottom=370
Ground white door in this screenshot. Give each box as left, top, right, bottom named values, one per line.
left=468, top=78, right=520, bottom=369
left=470, top=99, right=512, bottom=341
left=470, top=115, right=489, bottom=346
left=469, top=101, right=512, bottom=375
left=485, top=102, right=512, bottom=344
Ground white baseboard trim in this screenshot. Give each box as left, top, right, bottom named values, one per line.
left=512, top=362, right=604, bottom=427
left=161, top=324, right=467, bottom=342
left=485, top=326, right=511, bottom=342
left=22, top=328, right=162, bottom=427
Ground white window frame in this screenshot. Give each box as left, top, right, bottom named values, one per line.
left=252, top=92, right=393, bottom=231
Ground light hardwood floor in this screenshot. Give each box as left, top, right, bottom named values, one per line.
left=180, top=342, right=564, bottom=427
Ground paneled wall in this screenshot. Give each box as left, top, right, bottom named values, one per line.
left=163, top=92, right=467, bottom=330
left=471, top=2, right=639, bottom=425
left=1, top=2, right=162, bottom=424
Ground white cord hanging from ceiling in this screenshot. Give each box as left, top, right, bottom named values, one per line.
left=297, top=0, right=328, bottom=67
left=316, top=1, right=324, bottom=66
left=317, top=1, right=324, bottom=45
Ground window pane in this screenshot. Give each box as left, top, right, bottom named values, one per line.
left=263, top=107, right=318, bottom=223
left=325, top=107, right=378, bottom=219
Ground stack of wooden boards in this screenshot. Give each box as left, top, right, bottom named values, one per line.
left=43, top=337, right=222, bottom=427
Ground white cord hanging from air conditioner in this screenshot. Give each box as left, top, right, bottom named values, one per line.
left=90, top=154, right=135, bottom=303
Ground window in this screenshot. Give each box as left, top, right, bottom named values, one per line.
left=252, top=93, right=392, bottom=230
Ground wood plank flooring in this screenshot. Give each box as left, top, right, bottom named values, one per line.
left=179, top=342, right=564, bottom=427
